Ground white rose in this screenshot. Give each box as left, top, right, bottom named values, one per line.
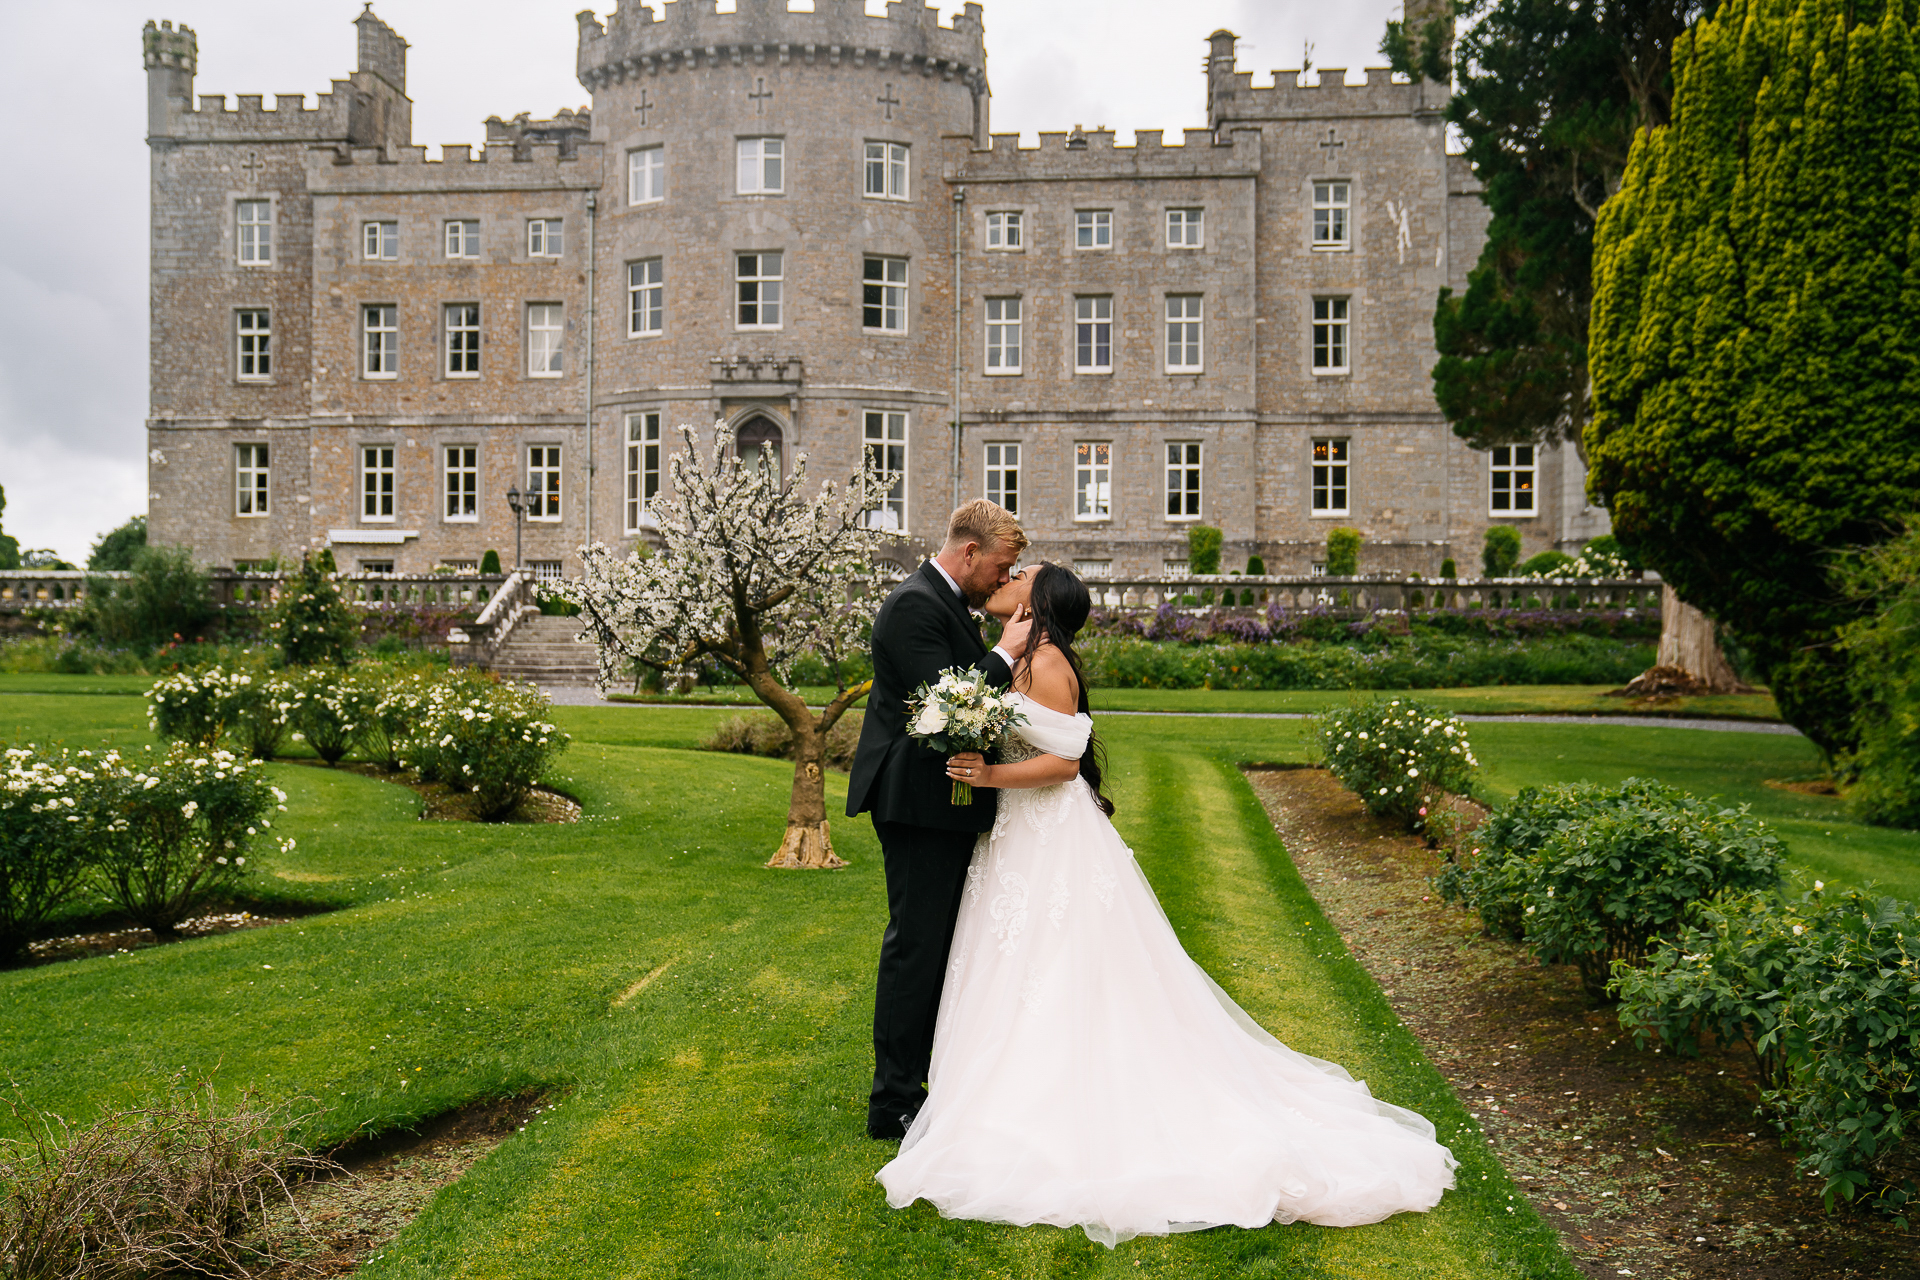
left=913, top=703, right=948, bottom=735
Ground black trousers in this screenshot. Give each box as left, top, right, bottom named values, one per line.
left=869, top=819, right=978, bottom=1129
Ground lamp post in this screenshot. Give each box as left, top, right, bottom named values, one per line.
left=505, top=483, right=525, bottom=571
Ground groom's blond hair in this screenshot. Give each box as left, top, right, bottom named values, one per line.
left=944, top=499, right=1027, bottom=555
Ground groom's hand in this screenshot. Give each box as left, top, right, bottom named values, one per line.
left=998, top=607, right=1034, bottom=661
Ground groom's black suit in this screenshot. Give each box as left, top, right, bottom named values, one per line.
left=849, top=561, right=1013, bottom=1136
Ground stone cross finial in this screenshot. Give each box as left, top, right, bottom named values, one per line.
left=240, top=149, right=264, bottom=188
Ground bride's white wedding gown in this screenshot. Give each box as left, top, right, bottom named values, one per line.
left=877, top=693, right=1457, bottom=1247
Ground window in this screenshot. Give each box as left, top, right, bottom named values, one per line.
left=441, top=559, right=478, bottom=572
left=1165, top=442, right=1201, bottom=519
left=528, top=218, right=563, bottom=257
left=863, top=410, right=908, bottom=530
left=736, top=252, right=783, bottom=328
left=1313, top=181, right=1350, bottom=248
left=528, top=560, right=565, bottom=581
left=1075, top=296, right=1113, bottom=372
left=235, top=444, right=269, bottom=516
left=1490, top=444, right=1537, bottom=514
left=363, top=221, right=398, bottom=260
left=445, top=304, right=480, bottom=378
left=864, top=141, right=909, bottom=199
left=1075, top=210, right=1112, bottom=249
left=236, top=309, right=271, bottom=380
left=629, top=145, right=665, bottom=204
left=863, top=256, right=907, bottom=332
left=985, top=211, right=1022, bottom=249
left=1166, top=208, right=1204, bottom=247
left=625, top=412, right=661, bottom=532
left=984, top=442, right=1019, bottom=514
left=236, top=200, right=271, bottom=264
left=358, top=559, right=395, bottom=575
left=363, top=305, right=397, bottom=378
left=984, top=297, right=1021, bottom=373
left=628, top=258, right=663, bottom=336
left=445, top=220, right=480, bottom=259
left=527, top=445, right=562, bottom=520
left=1072, top=559, right=1112, bottom=580
left=1312, top=438, right=1349, bottom=514
left=445, top=445, right=478, bottom=521
left=737, top=138, right=784, bottom=194
left=1163, top=559, right=1190, bottom=578
left=1165, top=295, right=1203, bottom=372
left=361, top=445, right=395, bottom=521
left=1074, top=442, right=1112, bottom=520
left=1312, top=297, right=1350, bottom=373
left=527, top=303, right=564, bottom=376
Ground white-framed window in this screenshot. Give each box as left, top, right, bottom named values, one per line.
left=985, top=210, right=1022, bottom=250
left=984, top=442, right=1019, bottom=514
left=236, top=309, right=271, bottom=381
left=358, top=559, right=395, bottom=575
left=736, top=251, right=782, bottom=329
left=737, top=137, right=784, bottom=194
left=1312, top=297, right=1350, bottom=374
left=863, top=256, right=907, bottom=332
left=984, top=297, right=1021, bottom=374
left=1074, top=441, right=1112, bottom=520
left=1490, top=444, right=1537, bottom=515
left=363, top=304, right=397, bottom=378
left=864, top=141, right=910, bottom=199
left=1072, top=558, right=1112, bottom=580
left=1313, top=181, right=1351, bottom=249
left=528, top=218, right=563, bottom=257
left=1075, top=209, right=1112, bottom=249
left=235, top=443, right=269, bottom=516
left=441, top=558, right=478, bottom=572
left=528, top=559, right=565, bottom=581
left=445, top=303, right=480, bottom=378
left=1312, top=437, right=1350, bottom=514
left=863, top=410, right=908, bottom=530
left=444, top=445, right=478, bottom=521
left=628, top=258, right=663, bottom=337
left=1165, top=295, right=1203, bottom=372
left=445, top=219, right=480, bottom=259
left=1163, top=558, right=1190, bottom=578
left=363, top=221, right=398, bottom=260
left=625, top=412, right=661, bottom=533
left=1311, top=561, right=1329, bottom=578
left=628, top=145, right=665, bottom=205
left=1165, top=442, right=1201, bottom=520
left=361, top=444, right=396, bottom=521
left=236, top=200, right=271, bottom=264
left=1075, top=295, right=1113, bottom=372
left=1166, top=207, right=1204, bottom=247
left=527, top=445, right=562, bottom=520
left=527, top=303, right=564, bottom=376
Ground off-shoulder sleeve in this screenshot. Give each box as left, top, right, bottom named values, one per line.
left=1014, top=707, right=1093, bottom=761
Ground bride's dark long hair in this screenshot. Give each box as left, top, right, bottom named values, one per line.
left=1020, top=563, right=1115, bottom=816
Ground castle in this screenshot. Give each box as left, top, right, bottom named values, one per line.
left=143, top=2, right=1605, bottom=583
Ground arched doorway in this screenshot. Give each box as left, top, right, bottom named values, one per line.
left=735, top=416, right=784, bottom=478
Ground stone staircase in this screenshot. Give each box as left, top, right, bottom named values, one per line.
left=487, top=613, right=602, bottom=686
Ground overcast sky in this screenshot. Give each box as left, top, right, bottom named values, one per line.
left=0, top=0, right=1399, bottom=564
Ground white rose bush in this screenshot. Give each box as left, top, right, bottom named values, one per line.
left=1310, top=698, right=1480, bottom=831
left=401, top=668, right=568, bottom=820
left=550, top=421, right=901, bottom=869
left=904, top=667, right=1028, bottom=804
left=0, top=747, right=110, bottom=962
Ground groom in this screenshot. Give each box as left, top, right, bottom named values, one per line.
left=849, top=499, right=1032, bottom=1140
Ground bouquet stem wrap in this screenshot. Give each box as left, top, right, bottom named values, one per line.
left=903, top=666, right=1027, bottom=807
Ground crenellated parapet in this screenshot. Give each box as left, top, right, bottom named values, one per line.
left=575, top=0, right=987, bottom=95
left=954, top=126, right=1260, bottom=184
left=1211, top=68, right=1435, bottom=121
left=303, top=138, right=605, bottom=194
left=152, top=81, right=361, bottom=142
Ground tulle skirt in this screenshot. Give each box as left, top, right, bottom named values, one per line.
left=876, top=776, right=1457, bottom=1247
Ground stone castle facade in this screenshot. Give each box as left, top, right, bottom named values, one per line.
left=143, top=2, right=1606, bottom=581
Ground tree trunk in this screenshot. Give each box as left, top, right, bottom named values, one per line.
left=764, top=725, right=847, bottom=870
left=1655, top=584, right=1748, bottom=692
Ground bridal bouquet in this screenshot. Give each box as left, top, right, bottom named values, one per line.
left=906, top=666, right=1028, bottom=804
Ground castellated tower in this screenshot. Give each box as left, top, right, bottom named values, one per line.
left=575, top=0, right=989, bottom=546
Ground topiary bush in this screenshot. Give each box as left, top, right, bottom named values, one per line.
left=1245, top=554, right=1266, bottom=575
left=1326, top=527, right=1362, bottom=576
left=1482, top=526, right=1522, bottom=577
left=1311, top=698, right=1479, bottom=831
left=1186, top=525, right=1224, bottom=576
left=1440, top=557, right=1458, bottom=578
left=479, top=549, right=502, bottom=575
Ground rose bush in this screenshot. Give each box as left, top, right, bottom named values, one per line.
left=403, top=672, right=569, bottom=820
left=1311, top=698, right=1478, bottom=830
left=0, top=747, right=115, bottom=961
left=287, top=666, right=379, bottom=765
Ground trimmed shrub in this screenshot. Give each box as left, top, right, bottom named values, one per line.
left=0, top=747, right=111, bottom=961
left=1312, top=698, right=1478, bottom=830
left=1186, top=525, right=1224, bottom=576
left=1326, top=527, right=1362, bottom=576
left=1440, top=557, right=1458, bottom=578
left=1482, top=526, right=1522, bottom=577
left=1245, top=554, right=1267, bottom=575
left=1080, top=633, right=1652, bottom=691
left=479, top=549, right=502, bottom=575
left=404, top=674, right=570, bottom=820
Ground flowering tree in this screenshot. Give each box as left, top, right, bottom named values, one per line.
left=553, top=422, right=898, bottom=870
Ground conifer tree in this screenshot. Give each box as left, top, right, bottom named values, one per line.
left=1587, top=0, right=1920, bottom=755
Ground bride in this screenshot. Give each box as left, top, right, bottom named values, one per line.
left=876, top=563, right=1457, bottom=1247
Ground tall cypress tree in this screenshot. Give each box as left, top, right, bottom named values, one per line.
left=1587, top=0, right=1920, bottom=756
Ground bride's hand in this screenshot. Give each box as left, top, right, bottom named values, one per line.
left=946, top=752, right=990, bottom=787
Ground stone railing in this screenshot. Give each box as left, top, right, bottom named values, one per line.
left=449, top=570, right=539, bottom=667
left=1076, top=574, right=1662, bottom=613
left=0, top=570, right=119, bottom=608
left=207, top=570, right=506, bottom=609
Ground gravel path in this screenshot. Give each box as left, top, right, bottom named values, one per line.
left=541, top=687, right=1800, bottom=735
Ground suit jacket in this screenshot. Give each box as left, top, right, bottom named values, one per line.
left=847, top=562, right=1014, bottom=831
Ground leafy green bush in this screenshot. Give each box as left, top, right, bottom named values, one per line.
left=480, top=549, right=502, bottom=575
left=404, top=674, right=570, bottom=820
left=1440, top=778, right=1784, bottom=999
left=86, top=515, right=148, bottom=571
left=1325, top=528, right=1362, bottom=576
left=1440, top=557, right=1458, bottom=578
left=1079, top=634, right=1652, bottom=691
left=76, top=545, right=216, bottom=653
left=1312, top=698, right=1478, bottom=830
left=363, top=669, right=430, bottom=772
left=1516, top=550, right=1574, bottom=578
left=1838, top=521, right=1920, bottom=829
left=1186, top=525, right=1223, bottom=576
left=269, top=551, right=358, bottom=667
left=1482, top=526, right=1522, bottom=577
left=287, top=667, right=379, bottom=765
left=1617, top=882, right=1920, bottom=1215
left=1245, top=554, right=1266, bottom=575
left=702, top=711, right=863, bottom=771
left=0, top=747, right=112, bottom=961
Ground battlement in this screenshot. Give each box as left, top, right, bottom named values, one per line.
left=954, top=126, right=1260, bottom=184
left=1212, top=67, right=1436, bottom=120
left=142, top=19, right=196, bottom=73
left=304, top=137, right=605, bottom=194
left=577, top=0, right=986, bottom=94
left=154, top=78, right=360, bottom=141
